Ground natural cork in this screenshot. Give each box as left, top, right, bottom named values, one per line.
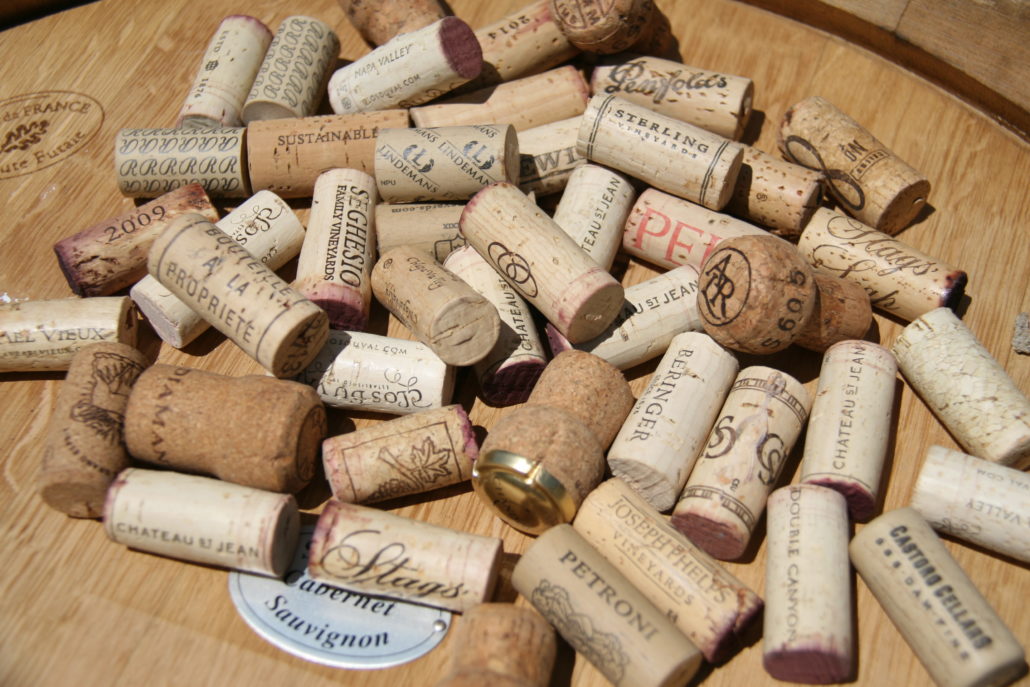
left=336, top=0, right=447, bottom=46
left=550, top=0, right=655, bottom=54
left=552, top=163, right=635, bottom=271
left=516, top=116, right=586, bottom=198
left=794, top=271, right=872, bottom=353
left=375, top=202, right=466, bottom=263
left=726, top=145, right=823, bottom=237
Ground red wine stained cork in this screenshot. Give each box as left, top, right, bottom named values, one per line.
left=375, top=124, right=521, bottom=203
left=371, top=246, right=501, bottom=366
left=671, top=366, right=811, bottom=560
left=148, top=214, right=328, bottom=377
left=578, top=94, right=744, bottom=211
left=242, top=15, right=339, bottom=123
left=726, top=145, right=823, bottom=237
left=893, top=308, right=1030, bottom=470
left=512, top=524, right=703, bottom=687
left=0, top=296, right=138, bottom=373
left=176, top=15, right=272, bottom=128
left=115, top=127, right=249, bottom=198
left=375, top=202, right=467, bottom=262
left=443, top=246, right=548, bottom=406
left=459, top=182, right=624, bottom=343
left=247, top=110, right=408, bottom=198
left=337, top=0, right=447, bottom=46
left=591, top=54, right=754, bottom=140
left=607, top=332, right=738, bottom=512
left=850, top=508, right=1027, bottom=687
left=794, top=271, right=872, bottom=352
left=104, top=467, right=299, bottom=578
left=328, top=17, right=482, bottom=114
left=323, top=404, right=477, bottom=504
left=552, top=163, right=635, bottom=271
left=436, top=603, right=556, bottom=687
left=779, top=96, right=931, bottom=235
left=409, top=66, right=590, bottom=132
left=295, top=330, right=455, bottom=415
left=124, top=364, right=325, bottom=493
left=38, top=342, right=150, bottom=518
left=697, top=233, right=818, bottom=354
left=800, top=340, right=897, bottom=521
left=764, top=485, right=853, bottom=683
left=54, top=184, right=218, bottom=297
left=131, top=190, right=305, bottom=349
left=622, top=188, right=766, bottom=271
left=309, top=499, right=503, bottom=613
left=550, top=0, right=654, bottom=53
left=546, top=264, right=702, bottom=371
left=295, top=169, right=378, bottom=330
left=912, top=445, right=1030, bottom=564
left=574, top=478, right=763, bottom=663
left=797, top=207, right=968, bottom=322
left=516, top=116, right=587, bottom=197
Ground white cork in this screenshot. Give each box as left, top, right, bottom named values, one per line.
left=552, top=163, right=635, bottom=271
left=115, top=127, right=249, bottom=199
left=516, top=116, right=586, bottom=198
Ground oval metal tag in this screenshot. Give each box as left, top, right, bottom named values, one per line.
left=228, top=526, right=451, bottom=669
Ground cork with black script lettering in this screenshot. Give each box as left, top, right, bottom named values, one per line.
left=512, top=524, right=702, bottom=687
left=337, top=0, right=446, bottom=46
left=115, top=127, right=249, bottom=199
left=550, top=0, right=654, bottom=53
left=39, top=342, right=150, bottom=518
left=124, top=364, right=325, bottom=493
left=779, top=96, right=931, bottom=235
left=308, top=499, right=502, bottom=613
left=552, top=163, right=634, bottom=271
left=726, top=145, right=823, bottom=237
left=375, top=202, right=466, bottom=262
left=850, top=508, right=1027, bottom=687
left=516, top=116, right=586, bottom=198
left=794, top=271, right=872, bottom=352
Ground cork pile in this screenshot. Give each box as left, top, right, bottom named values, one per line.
left=3, top=1, right=1029, bottom=686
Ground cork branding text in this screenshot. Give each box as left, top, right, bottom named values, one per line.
left=0, top=91, right=104, bottom=179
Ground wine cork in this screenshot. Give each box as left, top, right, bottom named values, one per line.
left=850, top=508, right=1027, bottom=687
left=794, top=271, right=873, bottom=352
left=512, top=524, right=703, bottom=687
left=516, top=116, right=586, bottom=197
left=591, top=54, right=754, bottom=140
left=131, top=190, right=305, bottom=348
left=697, top=233, right=818, bottom=354
left=308, top=499, right=502, bottom=613
left=409, top=66, right=590, bottom=132
left=53, top=184, right=218, bottom=297
left=779, top=96, right=931, bottom=234
left=574, top=478, right=762, bottom=663
left=726, top=146, right=823, bottom=237
left=115, top=127, right=249, bottom=198
left=38, top=342, right=150, bottom=518
left=625, top=3, right=679, bottom=60
left=241, top=15, right=339, bottom=123
left=176, top=15, right=272, bottom=128
left=607, top=332, right=738, bottom=512
left=295, top=330, right=454, bottom=414
left=0, top=296, right=138, bottom=373
left=892, top=308, right=1030, bottom=469
left=328, top=17, right=482, bottom=114
left=294, top=169, right=378, bottom=330
left=337, top=0, right=447, bottom=46
left=104, top=467, right=299, bottom=578
left=797, top=207, right=968, bottom=321
left=460, top=181, right=624, bottom=343
left=371, top=246, right=501, bottom=367
left=800, top=340, right=897, bottom=521
left=622, top=188, right=767, bottom=272
left=552, top=163, right=635, bottom=271
left=912, top=446, right=1030, bottom=564
left=247, top=110, right=408, bottom=198
left=443, top=246, right=548, bottom=406
left=764, top=485, right=853, bottom=683
left=671, top=366, right=811, bottom=560
left=546, top=264, right=703, bottom=371
left=550, top=0, right=654, bottom=53
left=148, top=214, right=327, bottom=376
left=124, top=364, right=325, bottom=493
left=436, top=603, right=556, bottom=687
left=375, top=202, right=466, bottom=262
left=374, top=124, right=520, bottom=203
left=323, top=404, right=476, bottom=504
left=578, top=94, right=744, bottom=211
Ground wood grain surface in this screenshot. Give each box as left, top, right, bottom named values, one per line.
left=1, top=1, right=1028, bottom=686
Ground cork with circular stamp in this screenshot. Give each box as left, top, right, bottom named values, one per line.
left=696, top=233, right=818, bottom=354
left=338, top=0, right=447, bottom=46
left=550, top=0, right=655, bottom=54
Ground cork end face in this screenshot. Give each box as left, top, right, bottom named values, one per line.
left=52, top=242, right=90, bottom=297
left=940, top=270, right=968, bottom=312
left=438, top=16, right=483, bottom=80
left=267, top=496, right=301, bottom=578
left=875, top=178, right=931, bottom=235
left=705, top=586, right=764, bottom=663
left=708, top=143, right=745, bottom=211
left=763, top=647, right=853, bottom=684
left=669, top=511, right=747, bottom=560
left=430, top=297, right=501, bottom=366
left=478, top=358, right=547, bottom=406
left=558, top=277, right=624, bottom=344
left=268, top=308, right=330, bottom=379
left=39, top=482, right=106, bottom=519
left=301, top=282, right=368, bottom=331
